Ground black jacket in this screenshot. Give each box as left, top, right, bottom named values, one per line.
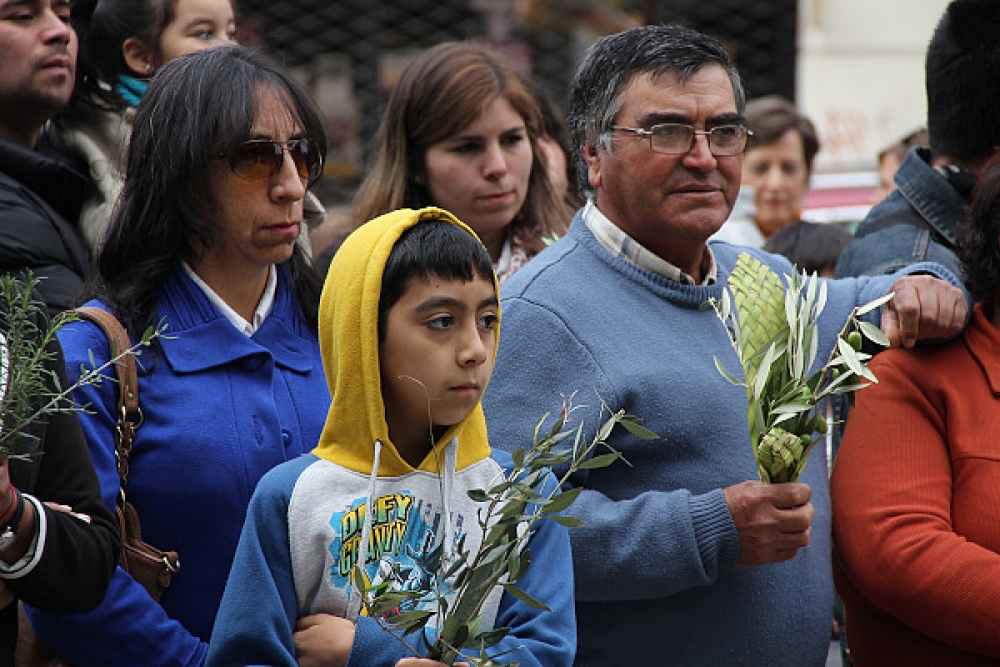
left=0, top=137, right=92, bottom=314
left=0, top=301, right=121, bottom=665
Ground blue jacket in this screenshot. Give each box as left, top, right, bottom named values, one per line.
left=26, top=265, right=330, bottom=667
left=835, top=146, right=967, bottom=280
left=482, top=213, right=962, bottom=667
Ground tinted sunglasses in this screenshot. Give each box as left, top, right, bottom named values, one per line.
left=216, top=138, right=324, bottom=186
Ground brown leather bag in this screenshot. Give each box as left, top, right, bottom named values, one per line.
left=16, top=307, right=180, bottom=665
left=75, top=307, right=180, bottom=599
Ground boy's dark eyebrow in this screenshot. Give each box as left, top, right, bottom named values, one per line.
left=416, top=295, right=499, bottom=312
left=0, top=0, right=37, bottom=10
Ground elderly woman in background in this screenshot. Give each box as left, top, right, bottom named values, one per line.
left=24, top=45, right=331, bottom=666
left=831, top=152, right=1000, bottom=666
left=713, top=95, right=821, bottom=247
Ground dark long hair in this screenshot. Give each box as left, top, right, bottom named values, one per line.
left=960, top=153, right=1000, bottom=303
left=64, top=0, right=184, bottom=116
left=91, top=45, right=326, bottom=336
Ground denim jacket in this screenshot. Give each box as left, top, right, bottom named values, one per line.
left=834, top=147, right=967, bottom=280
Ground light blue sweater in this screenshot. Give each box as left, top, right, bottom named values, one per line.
left=482, top=213, right=961, bottom=666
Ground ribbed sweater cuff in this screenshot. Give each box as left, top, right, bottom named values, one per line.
left=690, top=489, right=740, bottom=571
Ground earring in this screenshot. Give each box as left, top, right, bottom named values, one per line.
left=145, top=64, right=152, bottom=74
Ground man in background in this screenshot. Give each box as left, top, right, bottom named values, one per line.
left=0, top=0, right=91, bottom=313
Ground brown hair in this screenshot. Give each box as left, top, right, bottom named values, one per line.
left=745, top=95, right=821, bottom=175
left=352, top=42, right=571, bottom=254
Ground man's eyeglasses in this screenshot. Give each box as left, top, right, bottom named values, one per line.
left=611, top=123, right=752, bottom=157
left=215, top=139, right=324, bottom=186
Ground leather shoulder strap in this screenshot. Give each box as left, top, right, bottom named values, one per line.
left=60, top=306, right=141, bottom=487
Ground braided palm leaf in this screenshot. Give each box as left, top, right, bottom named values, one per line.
left=728, top=253, right=787, bottom=378
left=708, top=252, right=893, bottom=484
left=757, top=426, right=811, bottom=485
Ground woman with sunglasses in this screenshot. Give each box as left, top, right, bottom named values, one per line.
left=23, top=45, right=331, bottom=667
left=44, top=0, right=326, bottom=255
left=337, top=42, right=573, bottom=284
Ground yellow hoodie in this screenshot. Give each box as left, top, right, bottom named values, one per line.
left=312, top=206, right=496, bottom=475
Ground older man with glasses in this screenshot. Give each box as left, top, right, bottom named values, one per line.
left=482, top=23, right=968, bottom=667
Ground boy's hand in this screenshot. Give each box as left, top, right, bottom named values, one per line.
left=294, top=613, right=355, bottom=667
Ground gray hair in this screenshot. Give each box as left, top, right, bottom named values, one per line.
left=568, top=24, right=745, bottom=196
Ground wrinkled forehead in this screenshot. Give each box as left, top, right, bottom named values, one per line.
left=617, top=66, right=739, bottom=124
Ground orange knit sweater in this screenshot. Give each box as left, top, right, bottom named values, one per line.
left=832, top=303, right=1000, bottom=666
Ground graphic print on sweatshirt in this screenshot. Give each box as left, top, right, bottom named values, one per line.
left=331, top=492, right=467, bottom=617
left=287, top=456, right=505, bottom=632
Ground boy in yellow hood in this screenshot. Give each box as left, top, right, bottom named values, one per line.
left=206, top=208, right=576, bottom=667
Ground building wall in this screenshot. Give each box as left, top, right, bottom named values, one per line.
left=798, top=0, right=949, bottom=172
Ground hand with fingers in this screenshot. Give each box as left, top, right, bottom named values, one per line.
left=881, top=275, right=968, bottom=348
left=723, top=480, right=814, bottom=566
left=294, top=613, right=355, bottom=667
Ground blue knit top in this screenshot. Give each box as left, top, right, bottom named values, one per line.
left=483, top=212, right=959, bottom=666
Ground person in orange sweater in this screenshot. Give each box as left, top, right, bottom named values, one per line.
left=832, top=151, right=1000, bottom=666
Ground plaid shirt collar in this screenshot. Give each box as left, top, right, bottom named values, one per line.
left=581, top=199, right=717, bottom=285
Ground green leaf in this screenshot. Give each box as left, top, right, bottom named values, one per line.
left=501, top=583, right=550, bottom=611
left=472, top=627, right=511, bottom=650
left=858, top=320, right=889, bottom=348
left=511, top=448, right=524, bottom=469
left=549, top=514, right=585, bottom=528
left=713, top=356, right=744, bottom=386
left=752, top=343, right=781, bottom=403
left=837, top=337, right=868, bottom=378
left=541, top=486, right=582, bottom=514
left=467, top=488, right=489, bottom=502
left=619, top=416, right=658, bottom=440
left=383, top=608, right=434, bottom=630
left=577, top=452, right=621, bottom=470
left=826, top=381, right=873, bottom=395
left=770, top=402, right=812, bottom=415
left=855, top=292, right=894, bottom=317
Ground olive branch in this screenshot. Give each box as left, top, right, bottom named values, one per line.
left=354, top=396, right=654, bottom=666
left=706, top=253, right=891, bottom=484
left=0, top=274, right=165, bottom=460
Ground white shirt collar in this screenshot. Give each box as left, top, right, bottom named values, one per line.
left=181, top=261, right=278, bottom=336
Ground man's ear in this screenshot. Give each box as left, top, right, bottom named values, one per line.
left=582, top=143, right=603, bottom=190
left=122, top=37, right=155, bottom=77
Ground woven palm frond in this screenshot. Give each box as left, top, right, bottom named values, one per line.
left=756, top=426, right=804, bottom=484
left=728, top=254, right=787, bottom=374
